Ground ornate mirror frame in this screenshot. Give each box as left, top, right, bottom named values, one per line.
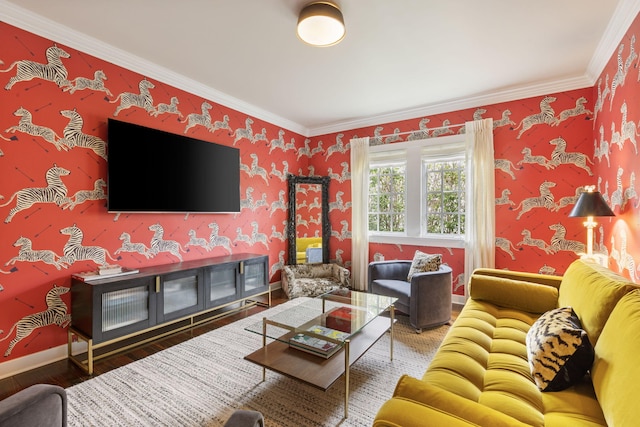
left=287, top=174, right=330, bottom=265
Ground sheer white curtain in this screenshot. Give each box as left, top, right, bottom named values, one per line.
left=464, top=118, right=495, bottom=297
left=350, top=137, right=370, bottom=291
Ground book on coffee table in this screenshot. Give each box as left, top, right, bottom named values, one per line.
left=289, top=325, right=349, bottom=358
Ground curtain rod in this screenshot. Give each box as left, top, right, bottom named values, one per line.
left=367, top=121, right=466, bottom=140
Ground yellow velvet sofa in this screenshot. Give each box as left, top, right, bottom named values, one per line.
left=295, top=237, right=322, bottom=264
left=374, top=259, right=640, bottom=427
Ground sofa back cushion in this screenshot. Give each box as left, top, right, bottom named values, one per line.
left=591, top=289, right=640, bottom=426
left=558, top=260, right=636, bottom=345
left=469, top=274, right=558, bottom=314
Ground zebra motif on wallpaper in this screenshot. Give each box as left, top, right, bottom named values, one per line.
left=594, top=75, right=610, bottom=122
left=513, top=181, right=556, bottom=220
left=433, top=120, right=456, bottom=137
left=329, top=191, right=352, bottom=212
left=270, top=250, right=286, bottom=277
left=493, top=110, right=516, bottom=129
left=59, top=224, right=118, bottom=266
left=269, top=134, right=296, bottom=154
left=240, top=188, right=268, bottom=212
left=270, top=161, right=290, bottom=182
left=208, top=222, right=233, bottom=254
left=0, top=285, right=71, bottom=357
left=331, top=220, right=352, bottom=241
left=623, top=171, right=639, bottom=210
left=110, top=79, right=156, bottom=116
left=182, top=101, right=213, bottom=133
left=549, top=137, right=593, bottom=175
left=326, top=133, right=350, bottom=160
left=512, top=96, right=558, bottom=139
left=58, top=109, right=107, bottom=159
left=297, top=138, right=315, bottom=159
left=595, top=125, right=611, bottom=167
left=619, top=102, right=639, bottom=154
left=609, top=37, right=637, bottom=110
left=609, top=167, right=624, bottom=212
left=328, top=161, right=350, bottom=183
left=148, top=224, right=186, bottom=261
left=6, top=236, right=67, bottom=270
left=233, top=222, right=268, bottom=249
left=548, top=223, right=585, bottom=254
left=232, top=117, right=254, bottom=145
left=115, top=232, right=151, bottom=258
left=61, top=178, right=107, bottom=210
left=555, top=187, right=584, bottom=212
left=553, top=97, right=593, bottom=125
left=251, top=127, right=268, bottom=144
left=610, top=122, right=623, bottom=151
left=62, top=69, right=112, bottom=96
left=1, top=45, right=70, bottom=90
left=240, top=153, right=269, bottom=185
left=494, top=158, right=518, bottom=180
left=612, top=231, right=637, bottom=282
left=1, top=164, right=70, bottom=223
left=383, top=129, right=402, bottom=144
left=496, top=237, right=518, bottom=260
left=270, top=190, right=287, bottom=217
left=5, top=107, right=66, bottom=151
left=213, top=114, right=232, bottom=133
left=495, top=189, right=516, bottom=207
left=517, top=229, right=553, bottom=254
left=151, top=96, right=183, bottom=118
left=518, top=147, right=553, bottom=170
left=407, top=118, right=430, bottom=140
left=186, top=230, right=211, bottom=252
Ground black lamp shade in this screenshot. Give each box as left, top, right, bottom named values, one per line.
left=568, top=191, right=615, bottom=217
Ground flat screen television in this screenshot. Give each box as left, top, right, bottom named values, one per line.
left=107, top=119, right=240, bottom=213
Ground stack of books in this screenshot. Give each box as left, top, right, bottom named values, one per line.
left=73, top=265, right=139, bottom=281
left=289, top=325, right=349, bottom=358
left=325, top=306, right=364, bottom=333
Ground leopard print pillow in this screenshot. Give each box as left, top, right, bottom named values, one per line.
left=526, top=306, right=594, bottom=391
left=407, top=250, right=442, bottom=281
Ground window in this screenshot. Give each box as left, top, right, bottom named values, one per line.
left=424, top=160, right=465, bottom=235
left=368, top=163, right=406, bottom=233
left=368, top=134, right=466, bottom=247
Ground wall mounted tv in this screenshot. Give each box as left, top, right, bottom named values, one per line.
left=107, top=119, right=240, bottom=213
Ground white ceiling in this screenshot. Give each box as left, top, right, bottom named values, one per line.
left=2, top=0, right=639, bottom=137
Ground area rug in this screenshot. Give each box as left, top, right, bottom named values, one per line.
left=66, top=298, right=450, bottom=427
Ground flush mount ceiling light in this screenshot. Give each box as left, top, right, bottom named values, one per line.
left=297, top=1, right=345, bottom=47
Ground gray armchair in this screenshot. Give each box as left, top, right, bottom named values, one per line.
left=0, top=384, right=67, bottom=427
left=368, top=261, right=452, bottom=333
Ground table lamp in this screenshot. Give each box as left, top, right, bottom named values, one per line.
left=568, top=185, right=615, bottom=255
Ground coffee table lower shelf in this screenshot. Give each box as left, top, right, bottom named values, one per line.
left=244, top=314, right=394, bottom=418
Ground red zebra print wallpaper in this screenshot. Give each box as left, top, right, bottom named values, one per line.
left=2, top=10, right=640, bottom=374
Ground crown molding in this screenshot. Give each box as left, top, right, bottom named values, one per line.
left=2, top=0, right=637, bottom=139
left=586, top=0, right=640, bottom=83
left=0, top=1, right=310, bottom=137
left=307, top=74, right=593, bottom=136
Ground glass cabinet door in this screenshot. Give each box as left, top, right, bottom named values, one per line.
left=158, top=269, right=204, bottom=322
left=207, top=264, right=239, bottom=307
left=102, top=285, right=149, bottom=333
left=242, top=258, right=267, bottom=295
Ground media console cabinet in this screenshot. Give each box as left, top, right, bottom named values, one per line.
left=68, top=253, right=269, bottom=374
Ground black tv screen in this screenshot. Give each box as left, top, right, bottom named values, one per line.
left=107, top=119, right=240, bottom=213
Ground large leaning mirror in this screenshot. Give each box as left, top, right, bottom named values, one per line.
left=287, top=174, right=330, bottom=265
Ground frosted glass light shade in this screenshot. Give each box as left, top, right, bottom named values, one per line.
left=297, top=2, right=345, bottom=47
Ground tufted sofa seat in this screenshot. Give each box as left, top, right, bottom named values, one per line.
left=374, top=259, right=640, bottom=426
left=281, top=263, right=350, bottom=299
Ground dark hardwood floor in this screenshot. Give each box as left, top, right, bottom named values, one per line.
left=0, top=289, right=461, bottom=401
left=0, top=289, right=289, bottom=400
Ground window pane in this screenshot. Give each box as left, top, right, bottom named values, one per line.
left=423, top=158, right=465, bottom=237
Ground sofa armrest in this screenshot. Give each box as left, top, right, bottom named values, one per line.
left=472, top=267, right=563, bottom=289
left=469, top=273, right=558, bottom=313
left=0, top=384, right=67, bottom=427
left=373, top=375, right=530, bottom=427
left=331, top=264, right=351, bottom=287
left=368, top=261, right=412, bottom=287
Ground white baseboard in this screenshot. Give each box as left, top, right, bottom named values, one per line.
left=0, top=345, right=68, bottom=380
left=1, top=282, right=284, bottom=381
left=452, top=294, right=466, bottom=306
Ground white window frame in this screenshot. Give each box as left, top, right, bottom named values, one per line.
left=368, top=133, right=466, bottom=249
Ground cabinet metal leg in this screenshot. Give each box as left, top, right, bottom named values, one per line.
left=344, top=339, right=350, bottom=418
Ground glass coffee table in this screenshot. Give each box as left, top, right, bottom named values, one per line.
left=244, top=289, right=397, bottom=418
